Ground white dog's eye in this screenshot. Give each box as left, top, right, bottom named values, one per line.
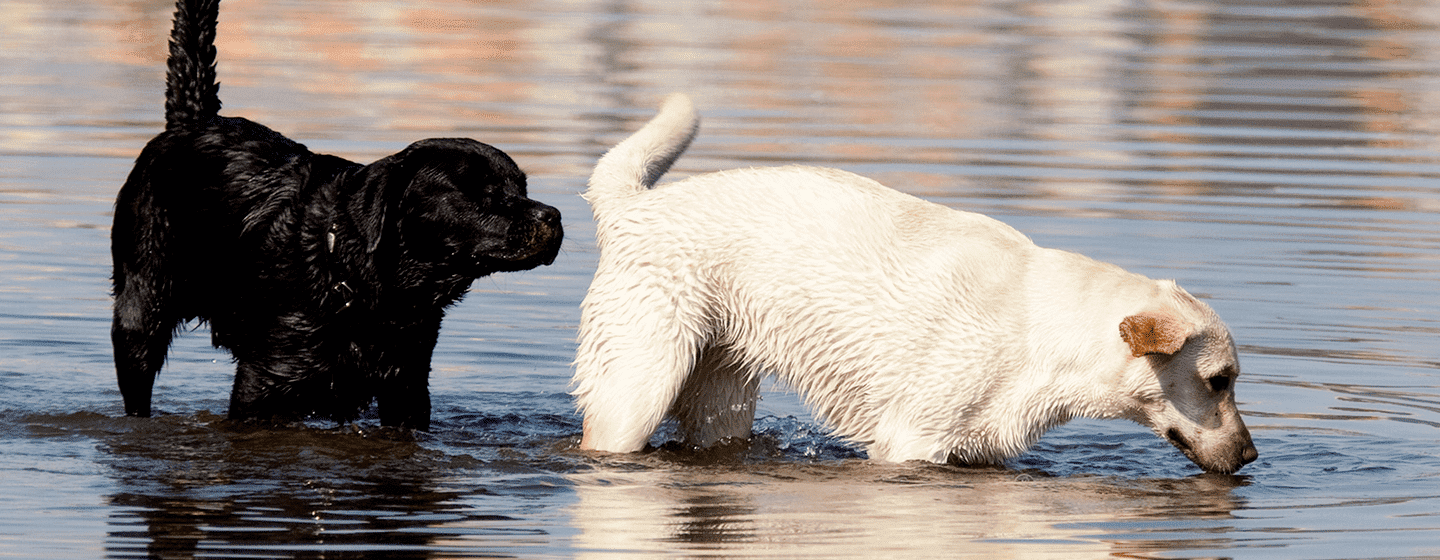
left=1207, top=366, right=1238, bottom=392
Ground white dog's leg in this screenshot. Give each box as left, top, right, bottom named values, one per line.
left=670, top=345, right=759, bottom=448
left=574, top=282, right=706, bottom=452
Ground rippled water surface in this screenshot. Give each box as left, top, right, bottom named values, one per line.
left=3, top=0, right=1439, bottom=557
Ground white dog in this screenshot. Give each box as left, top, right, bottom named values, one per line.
left=573, top=94, right=1258, bottom=474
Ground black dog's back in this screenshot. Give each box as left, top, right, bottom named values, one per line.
left=111, top=0, right=564, bottom=427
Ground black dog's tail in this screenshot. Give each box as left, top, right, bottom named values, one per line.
left=164, top=0, right=222, bottom=132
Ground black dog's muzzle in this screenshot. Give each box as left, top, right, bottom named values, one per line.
left=492, top=202, right=563, bottom=268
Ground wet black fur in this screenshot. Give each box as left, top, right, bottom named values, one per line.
left=111, top=0, right=563, bottom=429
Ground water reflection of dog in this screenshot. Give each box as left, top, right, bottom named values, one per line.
left=568, top=464, right=1248, bottom=557
left=110, top=0, right=562, bottom=429
left=573, top=94, right=1257, bottom=473
left=102, top=416, right=459, bottom=557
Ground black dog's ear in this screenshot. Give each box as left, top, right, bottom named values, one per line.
left=349, top=153, right=411, bottom=253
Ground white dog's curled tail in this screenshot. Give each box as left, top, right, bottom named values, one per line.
left=585, top=94, right=700, bottom=208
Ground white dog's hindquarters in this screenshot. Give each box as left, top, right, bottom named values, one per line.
left=573, top=94, right=1258, bottom=474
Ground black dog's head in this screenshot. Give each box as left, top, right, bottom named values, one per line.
left=346, top=138, right=562, bottom=279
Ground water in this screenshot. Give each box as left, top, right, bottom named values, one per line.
left=2, top=0, right=1438, bottom=557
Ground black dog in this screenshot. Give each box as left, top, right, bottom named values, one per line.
left=111, top=0, right=562, bottom=429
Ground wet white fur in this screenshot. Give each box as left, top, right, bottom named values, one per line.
left=573, top=94, right=1255, bottom=472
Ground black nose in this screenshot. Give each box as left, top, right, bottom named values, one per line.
left=529, top=204, right=560, bottom=227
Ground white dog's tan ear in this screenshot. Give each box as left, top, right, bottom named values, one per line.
left=1119, top=312, right=1192, bottom=357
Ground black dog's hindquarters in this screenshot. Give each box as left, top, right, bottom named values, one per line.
left=111, top=0, right=562, bottom=429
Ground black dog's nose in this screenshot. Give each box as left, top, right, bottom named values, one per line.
left=530, top=204, right=561, bottom=227
left=517, top=203, right=563, bottom=267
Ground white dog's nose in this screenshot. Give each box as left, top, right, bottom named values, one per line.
left=1241, top=441, right=1259, bottom=465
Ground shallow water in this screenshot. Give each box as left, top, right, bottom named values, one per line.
left=2, top=0, right=1439, bottom=557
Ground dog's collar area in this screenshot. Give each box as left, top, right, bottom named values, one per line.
left=324, top=222, right=354, bottom=310
left=332, top=281, right=354, bottom=309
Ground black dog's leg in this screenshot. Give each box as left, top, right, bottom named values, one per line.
left=229, top=354, right=337, bottom=423
left=225, top=314, right=336, bottom=422
left=111, top=280, right=178, bottom=417
left=228, top=360, right=272, bottom=421
left=378, top=372, right=431, bottom=430
left=375, top=319, right=441, bottom=430
left=228, top=358, right=303, bottom=423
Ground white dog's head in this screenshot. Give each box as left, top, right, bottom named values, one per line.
left=1116, top=286, right=1258, bottom=474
